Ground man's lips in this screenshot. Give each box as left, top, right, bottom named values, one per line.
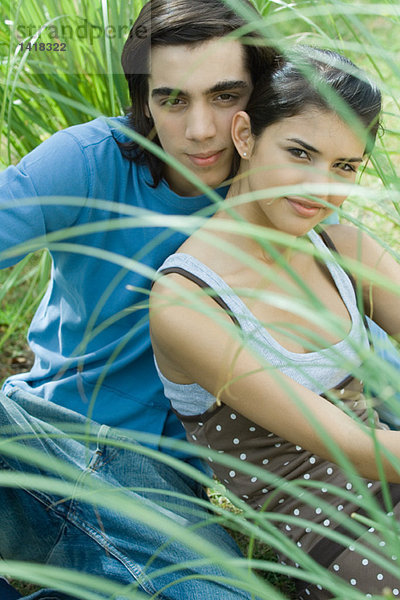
left=286, top=197, right=323, bottom=217
left=186, top=150, right=224, bottom=167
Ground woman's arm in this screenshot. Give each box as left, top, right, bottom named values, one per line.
left=326, top=224, right=400, bottom=340
left=150, top=272, right=400, bottom=483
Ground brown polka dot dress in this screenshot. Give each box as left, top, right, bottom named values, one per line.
left=155, top=230, right=400, bottom=598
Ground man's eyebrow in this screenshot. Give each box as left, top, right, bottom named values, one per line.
left=151, top=87, right=181, bottom=99
left=206, top=80, right=250, bottom=94
left=287, top=138, right=363, bottom=162
left=151, top=80, right=250, bottom=99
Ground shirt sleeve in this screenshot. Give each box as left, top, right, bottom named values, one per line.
left=0, top=129, right=90, bottom=268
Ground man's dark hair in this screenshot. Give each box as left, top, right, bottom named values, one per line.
left=120, top=0, right=275, bottom=186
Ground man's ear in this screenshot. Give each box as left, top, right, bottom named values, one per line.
left=231, top=111, right=254, bottom=159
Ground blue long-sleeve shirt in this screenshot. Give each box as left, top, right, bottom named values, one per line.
left=0, top=116, right=226, bottom=459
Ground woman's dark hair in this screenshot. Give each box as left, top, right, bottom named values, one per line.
left=245, top=46, right=382, bottom=155
left=120, top=0, right=275, bottom=186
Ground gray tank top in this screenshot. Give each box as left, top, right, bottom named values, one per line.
left=155, top=229, right=369, bottom=416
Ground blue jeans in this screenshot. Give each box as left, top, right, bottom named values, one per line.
left=0, top=388, right=259, bottom=600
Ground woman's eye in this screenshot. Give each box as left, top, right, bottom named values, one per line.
left=289, top=148, right=309, bottom=160
left=335, top=161, right=357, bottom=173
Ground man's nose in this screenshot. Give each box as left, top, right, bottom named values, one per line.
left=185, top=104, right=217, bottom=142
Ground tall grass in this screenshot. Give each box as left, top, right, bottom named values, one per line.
left=1, top=0, right=400, bottom=598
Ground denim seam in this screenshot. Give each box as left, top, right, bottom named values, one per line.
left=64, top=508, right=159, bottom=596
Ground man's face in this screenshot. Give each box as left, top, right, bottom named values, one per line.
left=147, top=38, right=253, bottom=196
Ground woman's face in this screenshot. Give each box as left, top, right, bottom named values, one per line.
left=232, top=108, right=366, bottom=236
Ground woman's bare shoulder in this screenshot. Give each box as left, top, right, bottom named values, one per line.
left=322, top=223, right=385, bottom=267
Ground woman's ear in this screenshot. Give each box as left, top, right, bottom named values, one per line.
left=231, top=111, right=254, bottom=159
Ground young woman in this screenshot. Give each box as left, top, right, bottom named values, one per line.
left=150, top=47, right=400, bottom=598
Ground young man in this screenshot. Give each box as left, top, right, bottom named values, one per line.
left=0, top=1, right=276, bottom=599
left=1, top=1, right=399, bottom=599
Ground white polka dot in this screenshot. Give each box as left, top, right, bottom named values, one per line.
left=262, top=459, right=269, bottom=465
left=350, top=578, right=357, bottom=586
left=297, top=541, right=302, bottom=547
left=349, top=545, right=355, bottom=552
left=274, top=442, right=281, bottom=448
left=262, top=488, right=268, bottom=494
left=198, top=422, right=203, bottom=426
left=230, top=413, right=237, bottom=420
left=305, top=527, right=311, bottom=533
left=367, top=482, right=373, bottom=488
left=323, top=519, right=330, bottom=527
left=242, top=494, right=249, bottom=499
left=379, top=540, right=386, bottom=547
left=249, top=426, right=256, bottom=431
left=191, top=434, right=197, bottom=440
left=326, top=467, right=333, bottom=475
left=368, top=527, right=375, bottom=533
left=285, top=525, right=291, bottom=531
left=305, top=589, right=311, bottom=596
left=229, top=470, right=236, bottom=478
left=377, top=574, right=384, bottom=581
left=333, top=564, right=340, bottom=572
left=340, top=388, right=345, bottom=395
left=346, top=482, right=352, bottom=490
left=317, top=585, right=322, bottom=591
left=284, top=460, right=290, bottom=466
left=216, top=425, right=222, bottom=431
left=207, top=456, right=213, bottom=462
left=294, top=509, right=300, bottom=516
left=278, top=498, right=285, bottom=504
left=304, top=473, right=310, bottom=480
left=321, top=488, right=327, bottom=493
left=251, top=476, right=258, bottom=483
left=296, top=445, right=302, bottom=451
left=309, top=457, right=316, bottom=464
left=337, top=504, right=344, bottom=511
left=240, top=453, right=247, bottom=460
left=393, top=589, right=399, bottom=596
left=362, top=559, right=369, bottom=566
left=315, top=507, right=322, bottom=515
left=392, top=555, right=398, bottom=561
left=233, top=438, right=240, bottom=445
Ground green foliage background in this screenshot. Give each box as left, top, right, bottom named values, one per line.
left=0, top=0, right=400, bottom=598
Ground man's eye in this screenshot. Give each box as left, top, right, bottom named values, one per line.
left=215, top=93, right=236, bottom=102
left=161, top=97, right=184, bottom=107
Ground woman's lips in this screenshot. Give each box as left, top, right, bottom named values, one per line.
left=286, top=197, right=322, bottom=217
left=187, top=150, right=223, bottom=167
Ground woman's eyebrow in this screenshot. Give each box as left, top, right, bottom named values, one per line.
left=287, top=137, right=320, bottom=154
